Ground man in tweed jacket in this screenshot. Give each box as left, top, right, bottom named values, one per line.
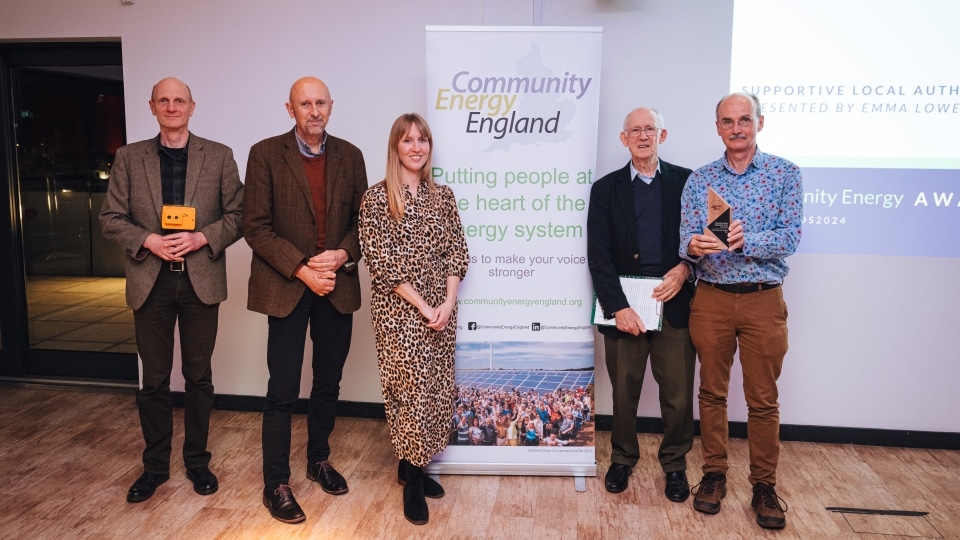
left=243, top=76, right=367, bottom=524
left=100, top=77, right=244, bottom=503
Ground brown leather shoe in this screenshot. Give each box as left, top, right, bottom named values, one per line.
left=692, top=472, right=727, bottom=514
left=262, top=484, right=306, bottom=524
left=751, top=482, right=787, bottom=529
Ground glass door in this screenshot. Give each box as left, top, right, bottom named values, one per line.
left=0, top=43, right=136, bottom=382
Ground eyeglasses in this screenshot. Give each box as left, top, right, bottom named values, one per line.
left=624, top=126, right=659, bottom=138
left=718, top=116, right=755, bottom=129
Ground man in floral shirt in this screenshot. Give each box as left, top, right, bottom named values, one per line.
left=680, top=92, right=803, bottom=530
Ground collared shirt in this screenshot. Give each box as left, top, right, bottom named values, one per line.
left=158, top=138, right=188, bottom=206
left=295, top=130, right=328, bottom=158
left=679, top=148, right=803, bottom=284
left=629, top=160, right=661, bottom=185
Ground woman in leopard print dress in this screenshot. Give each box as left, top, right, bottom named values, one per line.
left=358, top=113, right=468, bottom=525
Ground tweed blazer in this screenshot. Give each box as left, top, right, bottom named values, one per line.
left=99, top=133, right=244, bottom=310
left=243, top=129, right=368, bottom=317
left=587, top=159, right=694, bottom=335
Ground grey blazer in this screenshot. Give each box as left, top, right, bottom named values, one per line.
left=242, top=129, right=368, bottom=317
left=99, top=133, right=244, bottom=310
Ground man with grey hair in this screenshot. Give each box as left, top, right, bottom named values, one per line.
left=587, top=107, right=697, bottom=502
left=681, top=92, right=802, bottom=529
left=244, top=76, right=367, bottom=524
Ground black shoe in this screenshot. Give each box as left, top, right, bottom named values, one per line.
left=664, top=471, right=690, bottom=502
left=401, top=461, right=429, bottom=525
left=185, top=466, right=219, bottom=495
left=398, top=460, right=445, bottom=499
left=307, top=460, right=349, bottom=495
left=604, top=463, right=631, bottom=493
left=263, top=484, right=306, bottom=524
left=126, top=471, right=169, bottom=503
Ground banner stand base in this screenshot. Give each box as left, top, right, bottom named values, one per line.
left=426, top=461, right=597, bottom=478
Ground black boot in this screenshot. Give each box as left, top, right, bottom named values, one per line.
left=398, top=459, right=445, bottom=498
left=402, top=460, right=429, bottom=525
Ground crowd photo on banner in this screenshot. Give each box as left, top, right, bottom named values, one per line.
left=449, top=384, right=594, bottom=447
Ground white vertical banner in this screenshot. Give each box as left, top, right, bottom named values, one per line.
left=426, top=26, right=602, bottom=476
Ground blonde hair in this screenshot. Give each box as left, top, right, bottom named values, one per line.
left=384, top=113, right=436, bottom=219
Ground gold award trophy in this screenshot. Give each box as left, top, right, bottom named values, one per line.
left=705, top=187, right=731, bottom=247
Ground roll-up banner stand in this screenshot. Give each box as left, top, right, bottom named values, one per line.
left=426, top=26, right=602, bottom=479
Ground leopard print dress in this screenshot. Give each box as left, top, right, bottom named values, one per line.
left=359, top=180, right=469, bottom=467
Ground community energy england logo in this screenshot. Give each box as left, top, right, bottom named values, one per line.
left=434, top=69, right=592, bottom=139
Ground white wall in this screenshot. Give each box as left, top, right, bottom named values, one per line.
left=2, top=0, right=957, bottom=433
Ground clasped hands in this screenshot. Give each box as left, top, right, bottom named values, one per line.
left=144, top=231, right=208, bottom=262
left=418, top=300, right=455, bottom=332
left=297, top=249, right=349, bottom=296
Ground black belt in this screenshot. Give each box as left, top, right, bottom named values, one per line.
left=167, top=260, right=185, bottom=272
left=700, top=280, right=780, bottom=294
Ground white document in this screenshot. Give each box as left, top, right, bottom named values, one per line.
left=592, top=276, right=664, bottom=331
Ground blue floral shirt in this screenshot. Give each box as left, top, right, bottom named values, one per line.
left=680, top=148, right=803, bottom=284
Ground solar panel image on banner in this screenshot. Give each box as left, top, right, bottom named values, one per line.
left=455, top=369, right=594, bottom=393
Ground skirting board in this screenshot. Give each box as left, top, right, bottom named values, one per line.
left=173, top=393, right=960, bottom=451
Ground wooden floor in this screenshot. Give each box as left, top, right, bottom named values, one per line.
left=1, top=386, right=958, bottom=539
